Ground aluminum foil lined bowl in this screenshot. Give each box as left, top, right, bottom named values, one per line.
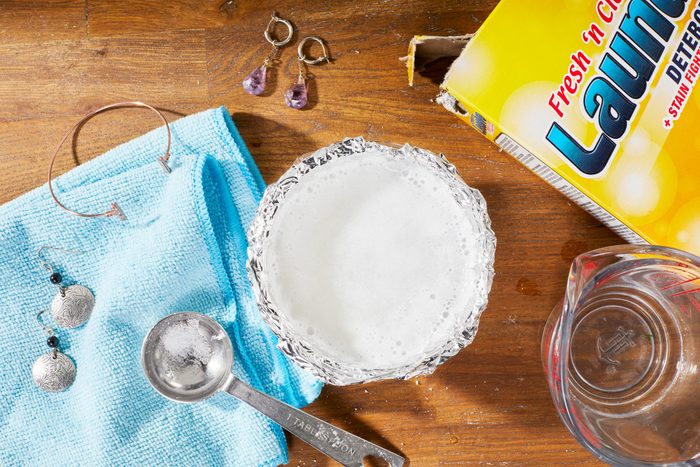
left=247, top=137, right=496, bottom=385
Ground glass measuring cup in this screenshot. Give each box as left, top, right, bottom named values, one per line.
left=542, top=245, right=700, bottom=466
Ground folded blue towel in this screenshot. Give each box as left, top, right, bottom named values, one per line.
left=0, top=107, right=322, bottom=466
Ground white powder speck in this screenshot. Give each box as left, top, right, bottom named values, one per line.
left=160, top=319, right=213, bottom=369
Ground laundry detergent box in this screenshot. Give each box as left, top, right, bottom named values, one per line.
left=433, top=0, right=700, bottom=255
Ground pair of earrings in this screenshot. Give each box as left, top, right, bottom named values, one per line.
left=242, top=12, right=330, bottom=110
left=31, top=246, right=95, bottom=393
left=35, top=103, right=173, bottom=391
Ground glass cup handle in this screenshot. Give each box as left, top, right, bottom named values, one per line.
left=224, top=376, right=405, bottom=466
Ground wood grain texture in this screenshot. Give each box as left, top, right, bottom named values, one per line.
left=0, top=1, right=617, bottom=465
left=0, top=0, right=85, bottom=42
left=87, top=0, right=232, bottom=36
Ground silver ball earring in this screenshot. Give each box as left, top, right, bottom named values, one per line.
left=32, top=310, right=76, bottom=392
left=38, top=246, right=95, bottom=329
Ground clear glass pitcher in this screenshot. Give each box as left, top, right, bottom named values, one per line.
left=542, top=245, right=700, bottom=466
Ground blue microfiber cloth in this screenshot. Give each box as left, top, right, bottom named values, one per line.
left=0, top=107, right=322, bottom=466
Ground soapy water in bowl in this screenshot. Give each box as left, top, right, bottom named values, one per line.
left=264, top=149, right=484, bottom=370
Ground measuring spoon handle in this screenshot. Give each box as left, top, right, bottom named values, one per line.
left=224, top=376, right=405, bottom=467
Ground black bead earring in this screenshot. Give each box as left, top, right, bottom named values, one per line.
left=38, top=246, right=95, bottom=329
left=32, top=310, right=76, bottom=392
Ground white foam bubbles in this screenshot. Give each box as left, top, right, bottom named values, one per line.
left=264, top=149, right=483, bottom=370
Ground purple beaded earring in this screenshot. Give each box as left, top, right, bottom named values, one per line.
left=285, top=35, right=330, bottom=110
left=242, top=12, right=294, bottom=96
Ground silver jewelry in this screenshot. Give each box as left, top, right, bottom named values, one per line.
left=38, top=246, right=95, bottom=329
left=32, top=310, right=76, bottom=392
left=284, top=35, right=331, bottom=110
left=242, top=12, right=295, bottom=96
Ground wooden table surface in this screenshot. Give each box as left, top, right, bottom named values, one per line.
left=0, top=1, right=617, bottom=465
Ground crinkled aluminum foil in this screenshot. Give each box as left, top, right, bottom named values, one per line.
left=247, top=137, right=496, bottom=385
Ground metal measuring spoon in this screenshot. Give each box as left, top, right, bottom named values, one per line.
left=141, top=312, right=405, bottom=467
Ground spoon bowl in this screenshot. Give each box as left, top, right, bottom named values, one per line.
left=142, top=312, right=233, bottom=403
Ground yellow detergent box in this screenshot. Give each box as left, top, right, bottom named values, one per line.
left=436, top=0, right=700, bottom=254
